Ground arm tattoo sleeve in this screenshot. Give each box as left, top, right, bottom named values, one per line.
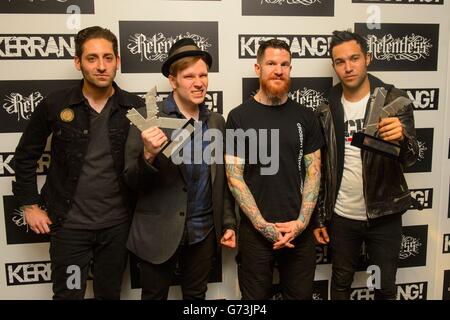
left=225, top=155, right=278, bottom=242
left=298, top=150, right=321, bottom=230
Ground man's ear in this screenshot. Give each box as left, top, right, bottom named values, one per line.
left=168, top=75, right=177, bottom=90
left=366, top=53, right=372, bottom=67
left=254, top=63, right=261, bottom=77
left=116, top=55, right=121, bottom=71
left=74, top=56, right=81, bottom=71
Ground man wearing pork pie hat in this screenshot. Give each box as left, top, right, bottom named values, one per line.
left=124, top=37, right=237, bottom=300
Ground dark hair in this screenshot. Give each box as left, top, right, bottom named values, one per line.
left=256, top=38, right=291, bottom=63
left=75, top=26, right=118, bottom=58
left=329, top=30, right=369, bottom=60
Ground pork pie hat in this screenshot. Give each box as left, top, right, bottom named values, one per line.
left=161, top=37, right=212, bottom=77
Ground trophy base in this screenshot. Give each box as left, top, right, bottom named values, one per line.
left=352, top=132, right=400, bottom=159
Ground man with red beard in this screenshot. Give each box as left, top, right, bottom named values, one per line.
left=225, top=39, right=323, bottom=299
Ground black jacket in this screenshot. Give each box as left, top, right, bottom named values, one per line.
left=124, top=100, right=236, bottom=264
left=13, top=80, right=145, bottom=224
left=313, top=74, right=419, bottom=227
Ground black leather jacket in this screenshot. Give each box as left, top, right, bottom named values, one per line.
left=313, top=74, right=419, bottom=227
left=13, top=80, right=144, bottom=224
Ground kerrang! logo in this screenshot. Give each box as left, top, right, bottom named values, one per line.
left=260, top=0, right=322, bottom=5
left=288, top=88, right=327, bottom=110
left=366, top=34, right=432, bottom=62
left=127, top=33, right=211, bottom=62
left=3, top=92, right=43, bottom=121
left=399, top=235, right=422, bottom=260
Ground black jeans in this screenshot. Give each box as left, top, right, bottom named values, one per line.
left=139, top=230, right=216, bottom=300
left=329, top=213, right=402, bottom=300
left=49, top=221, right=130, bottom=300
left=237, top=221, right=316, bottom=300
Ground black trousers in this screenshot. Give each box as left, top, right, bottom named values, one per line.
left=328, top=213, right=402, bottom=300
left=237, top=221, right=316, bottom=300
left=49, top=221, right=129, bottom=300
left=139, top=230, right=216, bottom=300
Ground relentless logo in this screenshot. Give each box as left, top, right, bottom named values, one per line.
left=399, top=234, right=422, bottom=259
left=136, top=91, right=223, bottom=114
left=0, top=0, right=95, bottom=14
left=404, top=128, right=433, bottom=173
left=3, top=195, right=50, bottom=244
left=443, top=234, right=450, bottom=254
left=409, top=188, right=433, bottom=210
left=0, top=80, right=80, bottom=132
left=351, top=282, right=427, bottom=300
left=352, top=0, right=443, bottom=4
left=289, top=88, right=327, bottom=110
left=0, top=152, right=50, bottom=177
left=403, top=88, right=439, bottom=110
left=243, top=77, right=332, bottom=111
left=5, top=261, right=51, bottom=286
left=398, top=225, right=427, bottom=268
left=242, top=0, right=334, bottom=16
left=239, top=35, right=331, bottom=59
left=417, top=141, right=428, bottom=162
left=127, top=32, right=211, bottom=62
left=12, top=207, right=27, bottom=230
left=366, top=33, right=432, bottom=62
left=354, top=23, right=439, bottom=71
left=119, top=21, right=219, bottom=73
left=3, top=92, right=44, bottom=121
left=0, top=34, right=75, bottom=59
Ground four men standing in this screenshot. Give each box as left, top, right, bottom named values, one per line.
left=13, top=26, right=418, bottom=300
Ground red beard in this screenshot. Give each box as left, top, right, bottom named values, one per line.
left=260, top=76, right=291, bottom=98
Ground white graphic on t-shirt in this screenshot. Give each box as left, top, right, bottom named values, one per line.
left=297, top=123, right=304, bottom=193
left=344, top=119, right=365, bottom=143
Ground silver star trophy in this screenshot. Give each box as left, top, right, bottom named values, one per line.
left=126, top=86, right=196, bottom=158
left=351, top=87, right=412, bottom=159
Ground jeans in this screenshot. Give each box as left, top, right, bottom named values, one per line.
left=329, top=213, right=402, bottom=300
left=49, top=221, right=130, bottom=300
left=237, top=221, right=316, bottom=300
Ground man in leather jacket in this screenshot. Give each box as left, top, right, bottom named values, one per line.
left=313, top=30, right=419, bottom=300
left=13, top=26, right=144, bottom=299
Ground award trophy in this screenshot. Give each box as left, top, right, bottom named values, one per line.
left=351, top=87, right=412, bottom=159
left=126, top=87, right=196, bottom=158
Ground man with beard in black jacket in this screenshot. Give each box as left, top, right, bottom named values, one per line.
left=13, top=26, right=144, bottom=299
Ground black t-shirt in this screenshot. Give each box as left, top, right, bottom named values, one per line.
left=64, top=96, right=128, bottom=229
left=225, top=97, right=323, bottom=223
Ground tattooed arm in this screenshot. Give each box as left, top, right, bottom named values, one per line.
left=274, top=149, right=321, bottom=250
left=225, top=154, right=280, bottom=243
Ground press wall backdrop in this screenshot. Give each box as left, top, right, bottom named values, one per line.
left=0, top=0, right=449, bottom=300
